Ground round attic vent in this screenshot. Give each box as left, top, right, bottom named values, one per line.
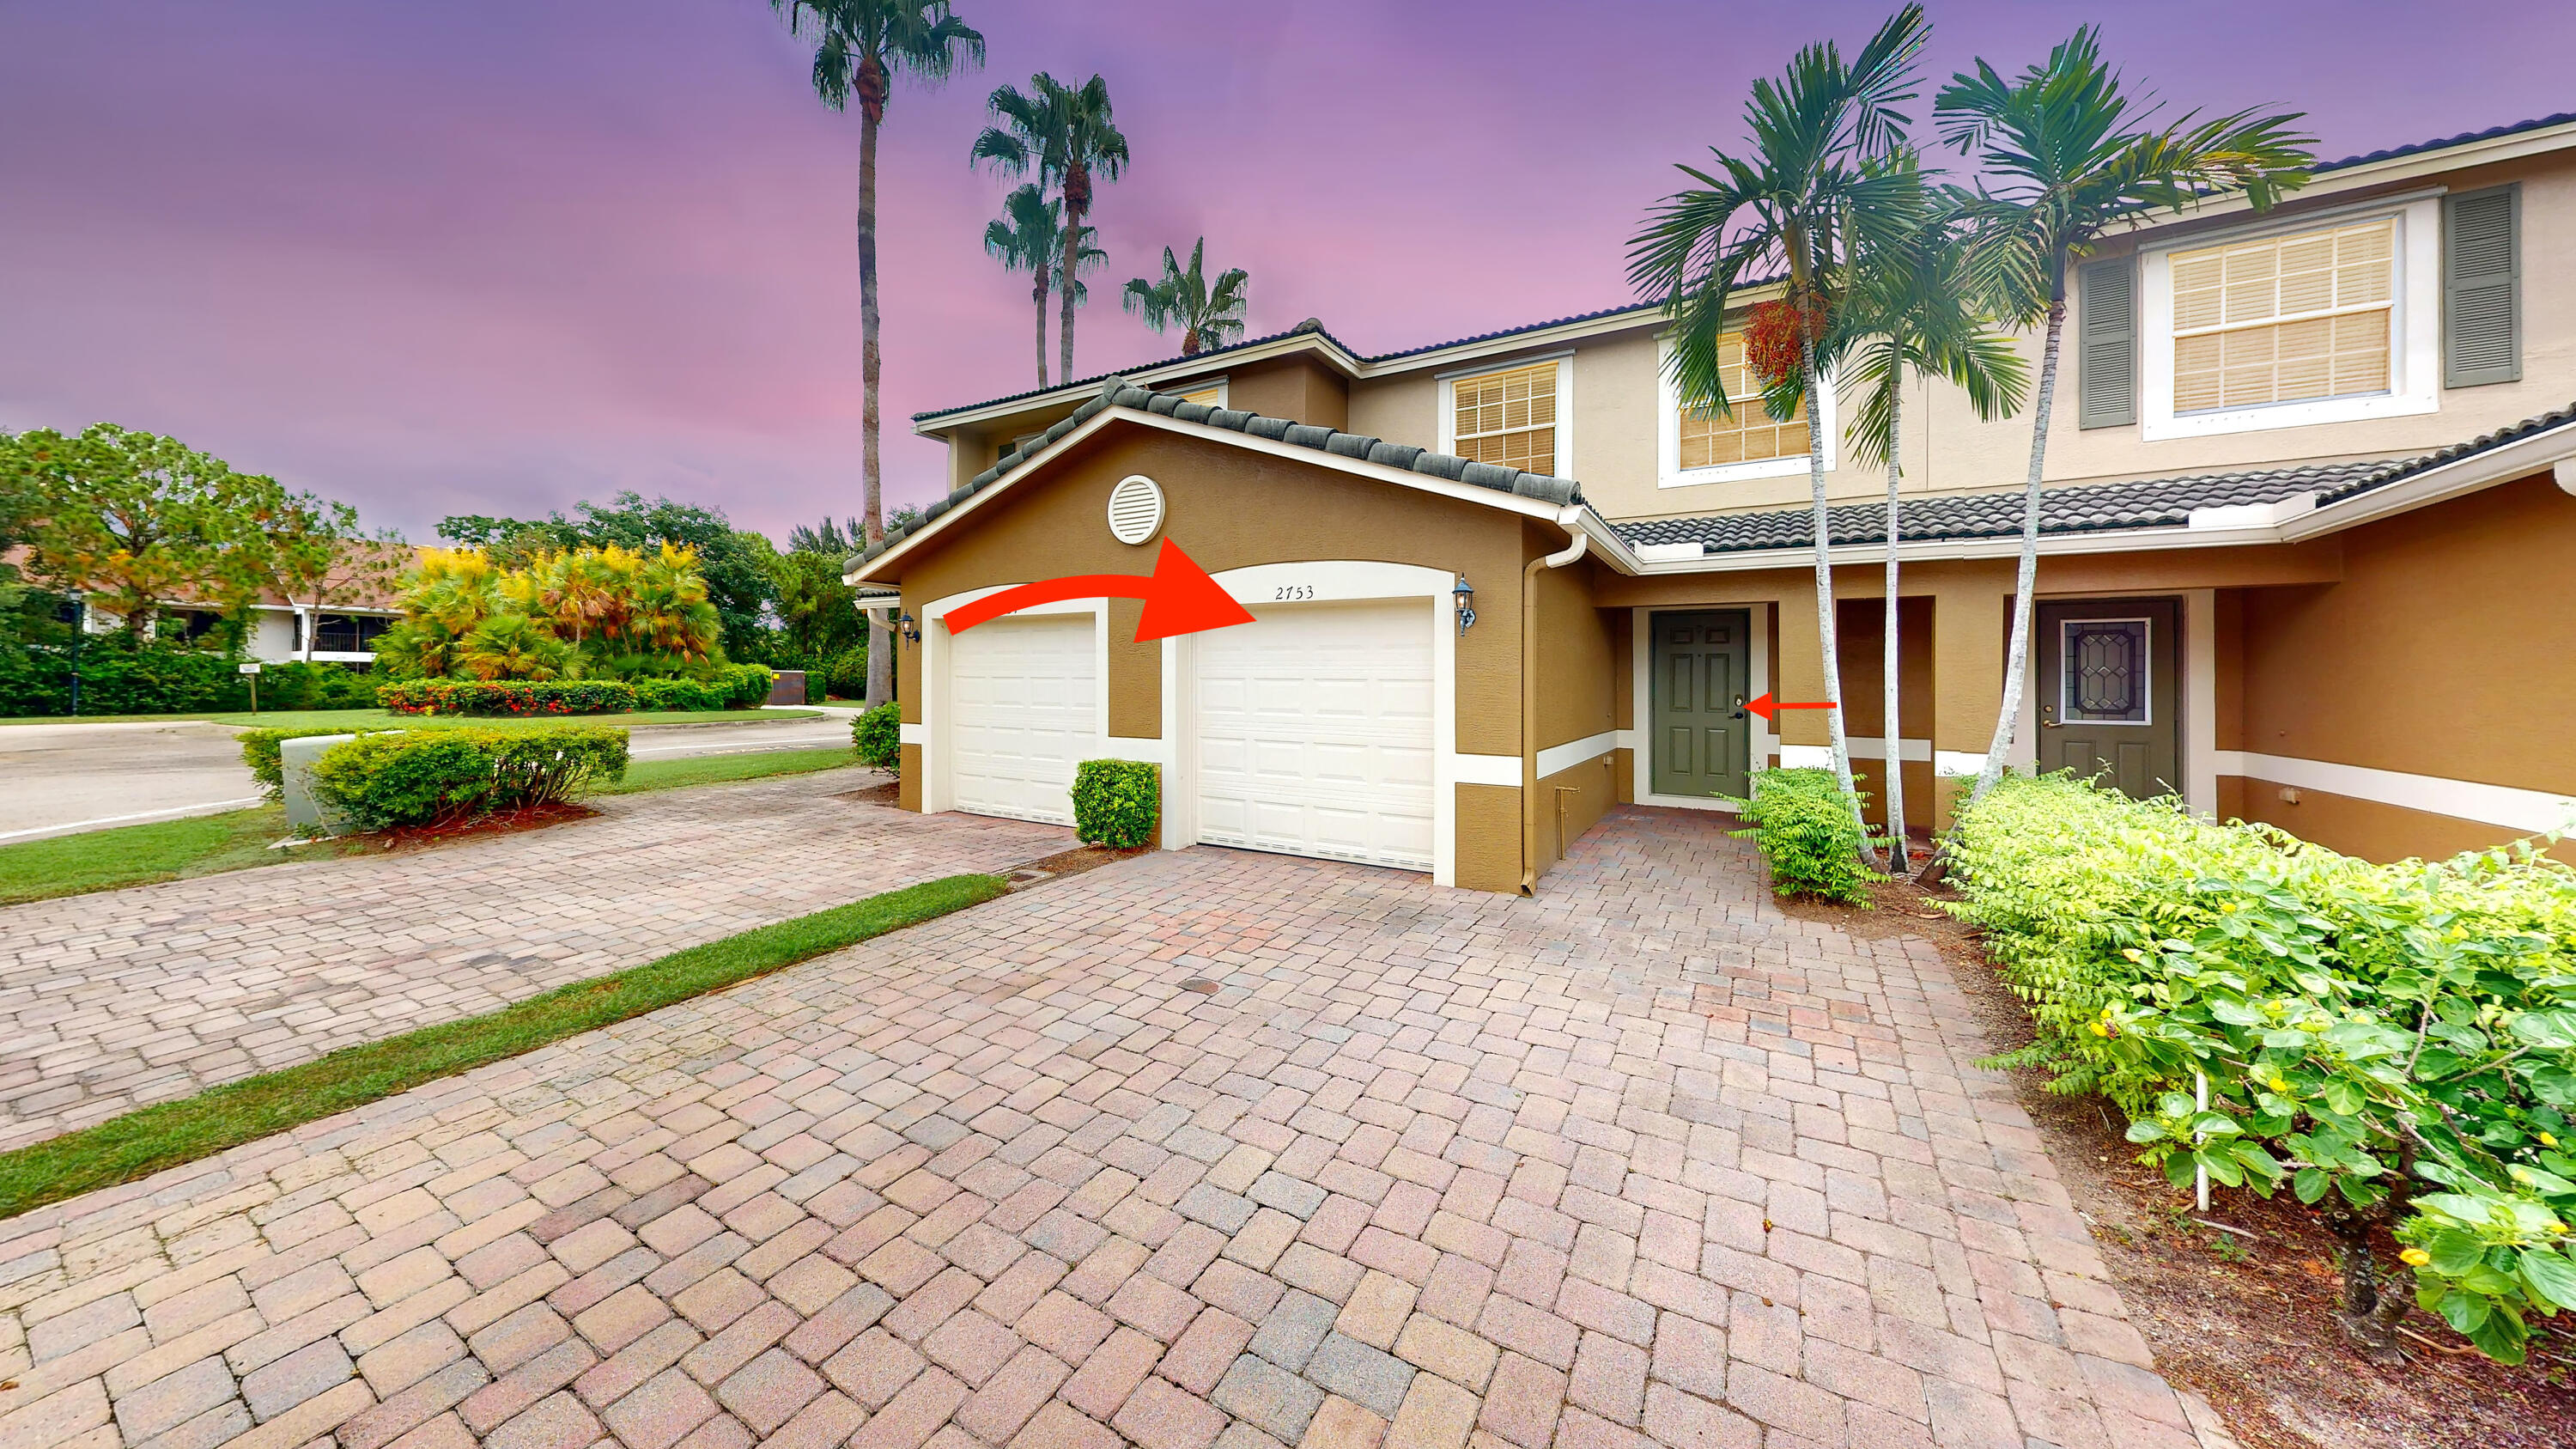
left=1107, top=474, right=1164, bottom=545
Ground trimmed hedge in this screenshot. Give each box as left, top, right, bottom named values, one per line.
left=852, top=703, right=900, bottom=769
left=378, top=679, right=639, bottom=715
left=305, top=725, right=629, bottom=831
left=1072, top=760, right=1158, bottom=849
left=1725, top=766, right=1883, bottom=904
left=634, top=678, right=727, bottom=712
left=240, top=725, right=404, bottom=795
left=715, top=662, right=775, bottom=709
left=0, top=641, right=375, bottom=717
left=1949, top=774, right=2576, bottom=1362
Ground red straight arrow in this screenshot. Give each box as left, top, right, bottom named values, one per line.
left=941, top=539, right=1257, bottom=642
left=1741, top=691, right=1834, bottom=723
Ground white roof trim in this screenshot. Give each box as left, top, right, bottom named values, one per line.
left=849, top=404, right=1587, bottom=584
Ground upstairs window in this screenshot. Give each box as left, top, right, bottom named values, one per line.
left=2140, top=197, right=2438, bottom=441
left=2169, top=217, right=2394, bottom=413
left=1173, top=380, right=1226, bottom=408
left=1658, top=332, right=1832, bottom=488
left=1448, top=360, right=1563, bottom=475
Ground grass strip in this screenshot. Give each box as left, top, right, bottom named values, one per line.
left=593, top=746, right=864, bottom=795
left=0, top=871, right=1009, bottom=1221
left=0, top=806, right=375, bottom=906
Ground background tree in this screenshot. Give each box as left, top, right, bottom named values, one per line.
left=1825, top=191, right=2028, bottom=868
left=1630, top=5, right=1930, bottom=847
left=770, top=548, right=864, bottom=663
left=773, top=0, right=984, bottom=712
left=984, top=184, right=1103, bottom=387
left=1122, top=238, right=1249, bottom=355
left=1937, top=27, right=2310, bottom=807
left=5, top=423, right=274, bottom=636
left=972, top=72, right=1128, bottom=384
left=440, top=492, right=775, bottom=658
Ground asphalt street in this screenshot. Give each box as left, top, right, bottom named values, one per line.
left=0, top=706, right=858, bottom=843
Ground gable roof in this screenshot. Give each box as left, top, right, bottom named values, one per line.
left=854, top=379, right=1584, bottom=573
left=1625, top=402, right=2576, bottom=557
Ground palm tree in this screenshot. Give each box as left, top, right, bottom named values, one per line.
left=771, top=0, right=984, bottom=711
left=1828, top=192, right=2029, bottom=868
left=972, top=73, right=1129, bottom=383
left=984, top=184, right=1104, bottom=387
left=1122, top=238, right=1249, bottom=355
left=1936, top=28, right=2310, bottom=808
left=1629, top=4, right=1930, bottom=845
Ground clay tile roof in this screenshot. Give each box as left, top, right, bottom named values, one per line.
left=1621, top=402, right=2576, bottom=557
left=853, top=379, right=1584, bottom=570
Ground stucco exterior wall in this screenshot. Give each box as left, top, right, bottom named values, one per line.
left=1224, top=356, right=1350, bottom=431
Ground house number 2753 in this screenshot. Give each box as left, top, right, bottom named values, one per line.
left=1273, top=585, right=1315, bottom=601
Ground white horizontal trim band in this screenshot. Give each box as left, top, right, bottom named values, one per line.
left=1769, top=739, right=1935, bottom=770
left=1536, top=732, right=1619, bottom=779
left=897, top=722, right=925, bottom=746
left=1935, top=750, right=1985, bottom=778
left=1777, top=745, right=1831, bottom=770
left=2216, top=752, right=2576, bottom=835
left=1103, top=735, right=1173, bottom=767
left=1450, top=752, right=1521, bottom=788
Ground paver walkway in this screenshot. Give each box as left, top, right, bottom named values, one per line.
left=0, top=775, right=1069, bottom=1149
left=0, top=808, right=2237, bottom=1449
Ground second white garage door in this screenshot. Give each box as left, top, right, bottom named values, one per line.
left=949, top=612, right=1096, bottom=825
left=1194, top=600, right=1435, bottom=871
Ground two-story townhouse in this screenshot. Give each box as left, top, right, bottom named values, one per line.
left=847, top=111, right=2576, bottom=893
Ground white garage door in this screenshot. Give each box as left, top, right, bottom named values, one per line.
left=1194, top=600, right=1435, bottom=871
left=949, top=612, right=1096, bottom=825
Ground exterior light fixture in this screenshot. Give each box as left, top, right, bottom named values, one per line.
left=898, top=612, right=921, bottom=645
left=1452, top=577, right=1476, bottom=636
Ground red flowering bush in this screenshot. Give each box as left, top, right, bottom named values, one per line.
left=1744, top=297, right=1831, bottom=389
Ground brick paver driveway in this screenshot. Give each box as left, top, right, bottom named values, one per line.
left=0, top=807, right=2235, bottom=1449
left=0, top=774, right=1069, bottom=1150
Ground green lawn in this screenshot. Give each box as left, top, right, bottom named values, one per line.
left=0, top=708, right=823, bottom=729
left=592, top=746, right=866, bottom=795
left=0, top=805, right=374, bottom=906
left=0, top=873, right=1009, bottom=1221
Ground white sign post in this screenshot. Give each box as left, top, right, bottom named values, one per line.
left=240, top=661, right=262, bottom=715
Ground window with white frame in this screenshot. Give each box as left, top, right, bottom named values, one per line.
left=2141, top=198, right=2439, bottom=440
left=1172, top=380, right=1226, bottom=408
left=1441, top=359, right=1568, bottom=476
left=1657, top=333, right=1832, bottom=487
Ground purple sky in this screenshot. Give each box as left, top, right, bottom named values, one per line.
left=4, top=1, right=2570, bottom=546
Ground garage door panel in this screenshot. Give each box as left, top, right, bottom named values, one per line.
left=950, top=614, right=1094, bottom=825
left=1194, top=600, right=1436, bottom=872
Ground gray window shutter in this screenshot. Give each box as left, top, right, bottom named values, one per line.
left=2076, top=256, right=2136, bottom=429
left=2443, top=185, right=2520, bottom=387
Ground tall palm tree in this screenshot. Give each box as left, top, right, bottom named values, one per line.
left=1936, top=28, right=2309, bottom=807
left=972, top=73, right=1129, bottom=383
left=1629, top=4, right=1930, bottom=843
left=772, top=0, right=984, bottom=710
left=1122, top=238, right=1249, bottom=355
left=1827, top=192, right=2029, bottom=868
left=983, top=184, right=1103, bottom=387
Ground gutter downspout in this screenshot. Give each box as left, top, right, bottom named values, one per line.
left=1520, top=505, right=1589, bottom=896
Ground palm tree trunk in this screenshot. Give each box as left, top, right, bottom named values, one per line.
left=1881, top=376, right=1907, bottom=874
left=1033, top=276, right=1050, bottom=388
left=1798, top=332, right=1874, bottom=864
left=857, top=82, right=891, bottom=712
left=1968, top=295, right=2067, bottom=805
left=1058, top=181, right=1084, bottom=384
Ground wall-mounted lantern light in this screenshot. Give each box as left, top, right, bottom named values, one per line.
left=1452, top=577, right=1476, bottom=636
left=898, top=612, right=921, bottom=645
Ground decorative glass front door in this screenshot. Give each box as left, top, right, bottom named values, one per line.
left=2034, top=598, right=2181, bottom=800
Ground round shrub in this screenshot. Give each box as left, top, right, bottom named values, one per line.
left=1726, top=766, right=1884, bottom=904
left=1072, top=759, right=1158, bottom=849
left=852, top=703, right=900, bottom=769
left=305, top=724, right=629, bottom=831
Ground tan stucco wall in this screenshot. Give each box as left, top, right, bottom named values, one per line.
left=2238, top=472, right=2576, bottom=797
left=2228, top=778, right=2574, bottom=867
left=1225, top=356, right=1350, bottom=431
left=1533, top=545, right=1618, bottom=753
left=1455, top=784, right=1522, bottom=894
left=1535, top=756, right=1619, bottom=871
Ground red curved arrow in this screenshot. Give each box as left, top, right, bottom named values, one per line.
left=1742, top=691, right=1834, bottom=722
left=942, top=539, right=1256, bottom=642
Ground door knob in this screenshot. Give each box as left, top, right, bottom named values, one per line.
left=1728, top=695, right=1747, bottom=721
left=2041, top=703, right=2062, bottom=730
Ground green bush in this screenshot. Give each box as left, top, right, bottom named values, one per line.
left=239, top=725, right=404, bottom=795
left=633, top=678, right=727, bottom=712
left=0, top=637, right=252, bottom=716
left=378, top=679, right=641, bottom=715
left=715, top=662, right=775, bottom=709
left=306, top=725, right=629, bottom=831
left=852, top=703, right=900, bottom=769
left=824, top=648, right=867, bottom=700
left=1724, top=767, right=1883, bottom=904
left=1072, top=759, right=1158, bottom=849
left=1947, top=774, right=2576, bottom=1362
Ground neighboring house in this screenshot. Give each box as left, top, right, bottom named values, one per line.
left=48, top=542, right=423, bottom=666
left=850, top=111, right=2576, bottom=892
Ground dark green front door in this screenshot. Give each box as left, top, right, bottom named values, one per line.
left=1649, top=610, right=1752, bottom=801
left=2036, top=598, right=2181, bottom=801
